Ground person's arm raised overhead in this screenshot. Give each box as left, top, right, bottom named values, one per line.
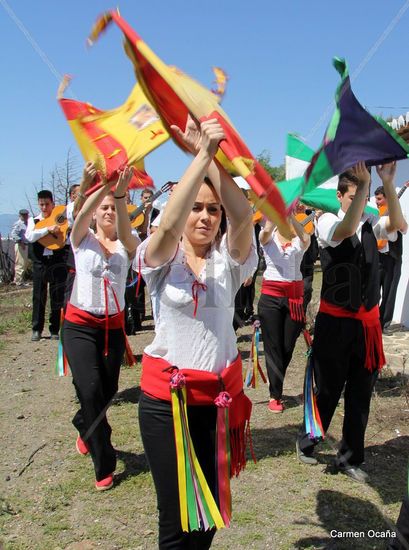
left=290, top=215, right=311, bottom=249
left=331, top=162, right=370, bottom=241
left=114, top=166, right=140, bottom=257
left=73, top=162, right=98, bottom=220
left=259, top=219, right=276, bottom=246
left=171, top=114, right=253, bottom=263
left=71, top=173, right=111, bottom=249
left=145, top=118, right=225, bottom=268
left=377, top=161, right=408, bottom=233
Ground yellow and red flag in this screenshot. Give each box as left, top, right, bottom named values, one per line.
left=58, top=75, right=169, bottom=188
left=87, top=10, right=290, bottom=235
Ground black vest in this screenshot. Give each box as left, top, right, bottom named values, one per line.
left=28, top=218, right=67, bottom=263
left=388, top=231, right=403, bottom=261
left=320, top=221, right=380, bottom=312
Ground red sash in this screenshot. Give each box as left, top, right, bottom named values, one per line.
left=141, top=353, right=253, bottom=477
left=261, top=279, right=305, bottom=322
left=65, top=301, right=134, bottom=366
left=319, top=300, right=385, bottom=372
left=65, top=302, right=124, bottom=329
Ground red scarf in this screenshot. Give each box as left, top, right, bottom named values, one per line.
left=319, top=300, right=385, bottom=372
left=261, top=279, right=305, bottom=322
left=141, top=353, right=253, bottom=477
left=65, top=301, right=135, bottom=366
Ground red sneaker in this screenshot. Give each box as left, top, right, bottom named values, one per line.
left=268, top=399, right=284, bottom=413
left=95, top=474, right=114, bottom=491
left=76, top=435, right=89, bottom=456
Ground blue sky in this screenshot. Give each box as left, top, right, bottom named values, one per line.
left=2, top=0, right=409, bottom=216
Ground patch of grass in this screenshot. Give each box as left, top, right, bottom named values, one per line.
left=0, top=291, right=32, bottom=336
left=0, top=308, right=31, bottom=335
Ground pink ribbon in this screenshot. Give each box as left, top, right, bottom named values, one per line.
left=169, top=371, right=186, bottom=389
left=214, top=391, right=232, bottom=408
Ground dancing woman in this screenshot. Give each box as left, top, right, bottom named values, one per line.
left=62, top=167, right=139, bottom=490
left=258, top=216, right=310, bottom=412
left=136, top=117, right=257, bottom=548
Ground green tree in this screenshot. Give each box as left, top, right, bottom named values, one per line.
left=257, top=150, right=285, bottom=182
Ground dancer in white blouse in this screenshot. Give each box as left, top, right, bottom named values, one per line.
left=258, top=216, right=310, bottom=412
left=62, top=166, right=139, bottom=491
left=135, top=117, right=257, bottom=548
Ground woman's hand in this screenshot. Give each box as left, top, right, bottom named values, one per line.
left=199, top=119, right=225, bottom=158
left=82, top=161, right=98, bottom=187
left=114, top=166, right=134, bottom=197
left=171, top=115, right=225, bottom=158
left=170, top=114, right=201, bottom=154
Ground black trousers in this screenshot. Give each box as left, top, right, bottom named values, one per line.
left=258, top=293, right=304, bottom=400
left=297, top=313, right=378, bottom=465
left=32, top=257, right=67, bottom=333
left=124, top=268, right=142, bottom=334
left=388, top=495, right=409, bottom=549
left=303, top=274, right=314, bottom=312
left=62, top=320, right=125, bottom=481
left=233, top=271, right=257, bottom=330
left=63, top=246, right=76, bottom=309
left=379, top=253, right=402, bottom=329
left=139, top=392, right=217, bottom=549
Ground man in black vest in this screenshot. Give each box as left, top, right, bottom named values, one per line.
left=296, top=162, right=407, bottom=482
left=25, top=190, right=68, bottom=341
left=128, top=188, right=160, bottom=332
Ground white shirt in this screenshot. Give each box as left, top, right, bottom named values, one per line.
left=261, top=231, right=306, bottom=282
left=66, top=201, right=75, bottom=246
left=317, top=209, right=397, bottom=249
left=70, top=230, right=130, bottom=315
left=25, top=213, right=53, bottom=256
left=11, top=219, right=28, bottom=244
left=151, top=209, right=162, bottom=228
left=66, top=201, right=75, bottom=227
left=135, top=234, right=258, bottom=373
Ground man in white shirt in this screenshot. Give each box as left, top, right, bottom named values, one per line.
left=25, top=190, right=68, bottom=341
left=10, top=209, right=30, bottom=285
left=374, top=184, right=406, bottom=333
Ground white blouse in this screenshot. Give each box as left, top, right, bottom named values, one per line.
left=135, top=234, right=258, bottom=373
left=261, top=231, right=306, bottom=282
left=70, top=230, right=130, bottom=315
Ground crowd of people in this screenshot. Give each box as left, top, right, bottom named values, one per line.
left=7, top=116, right=409, bottom=548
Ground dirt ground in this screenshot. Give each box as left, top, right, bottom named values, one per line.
left=0, top=283, right=408, bottom=550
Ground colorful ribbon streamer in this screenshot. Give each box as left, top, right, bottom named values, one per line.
left=56, top=309, right=69, bottom=377
left=170, top=370, right=226, bottom=532
left=244, top=320, right=267, bottom=388
left=302, top=329, right=324, bottom=440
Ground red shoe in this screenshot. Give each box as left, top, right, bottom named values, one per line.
left=268, top=399, right=284, bottom=413
left=76, top=435, right=89, bottom=456
left=95, top=474, right=114, bottom=491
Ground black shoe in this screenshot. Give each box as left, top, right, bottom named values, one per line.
left=50, top=333, right=59, bottom=341
left=296, top=440, right=318, bottom=465
left=335, top=459, right=368, bottom=483
left=31, top=331, right=41, bottom=342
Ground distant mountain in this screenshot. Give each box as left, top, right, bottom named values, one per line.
left=0, top=214, right=16, bottom=237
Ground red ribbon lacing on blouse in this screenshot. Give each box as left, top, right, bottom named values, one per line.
left=191, top=280, right=207, bottom=317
